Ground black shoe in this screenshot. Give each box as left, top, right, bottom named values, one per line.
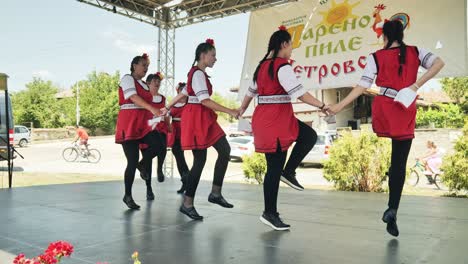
left=157, top=170, right=165, bottom=183
left=426, top=175, right=435, bottom=184
left=179, top=205, right=203, bottom=220
left=382, top=208, right=399, bottom=237
left=208, top=193, right=234, bottom=208
left=146, top=190, right=155, bottom=201
left=137, top=161, right=149, bottom=181
left=280, top=171, right=304, bottom=191
left=260, top=212, right=290, bottom=231
left=123, top=195, right=140, bottom=210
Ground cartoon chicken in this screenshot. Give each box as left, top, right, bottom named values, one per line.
left=372, top=4, right=410, bottom=43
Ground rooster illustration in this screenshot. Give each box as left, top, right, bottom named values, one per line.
left=372, top=4, right=411, bottom=44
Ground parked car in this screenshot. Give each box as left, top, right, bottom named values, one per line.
left=227, top=122, right=250, bottom=137
left=228, top=136, right=254, bottom=160
left=0, top=93, right=14, bottom=161
left=301, top=133, right=336, bottom=165
left=14, top=125, right=31, bottom=147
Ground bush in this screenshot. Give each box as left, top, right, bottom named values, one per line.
left=323, top=131, right=391, bottom=192
left=242, top=152, right=266, bottom=184
left=441, top=122, right=468, bottom=194
left=416, top=104, right=465, bottom=128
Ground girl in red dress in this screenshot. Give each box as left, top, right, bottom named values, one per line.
left=167, top=82, right=190, bottom=194
left=115, top=53, right=164, bottom=210
left=239, top=26, right=328, bottom=231
left=163, top=39, right=239, bottom=220
left=141, top=72, right=171, bottom=184
left=328, top=20, right=445, bottom=236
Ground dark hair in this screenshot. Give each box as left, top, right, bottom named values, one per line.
left=130, top=55, right=149, bottom=73
left=177, top=82, right=186, bottom=91
left=383, top=20, right=406, bottom=76
left=146, top=73, right=162, bottom=84
left=252, top=29, right=292, bottom=83
left=192, top=42, right=216, bottom=67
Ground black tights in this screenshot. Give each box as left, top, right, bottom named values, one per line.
left=121, top=131, right=163, bottom=196
left=185, top=136, right=231, bottom=198
left=157, top=133, right=168, bottom=175
left=264, top=121, right=317, bottom=214
left=388, top=139, right=413, bottom=210
left=172, top=138, right=190, bottom=177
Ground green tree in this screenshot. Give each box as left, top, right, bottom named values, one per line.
left=211, top=92, right=239, bottom=123
left=75, top=71, right=120, bottom=134
left=441, top=77, right=468, bottom=112
left=416, top=103, right=465, bottom=128
left=11, top=78, right=67, bottom=128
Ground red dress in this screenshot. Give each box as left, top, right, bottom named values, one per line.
left=372, top=46, right=420, bottom=140
left=167, top=100, right=186, bottom=147
left=153, top=95, right=169, bottom=135
left=180, top=67, right=225, bottom=150
left=139, top=95, right=168, bottom=150
left=252, top=58, right=299, bottom=153
left=115, top=75, right=153, bottom=144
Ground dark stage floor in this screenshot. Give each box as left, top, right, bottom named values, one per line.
left=1, top=179, right=467, bottom=264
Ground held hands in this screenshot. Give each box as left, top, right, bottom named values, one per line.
left=159, top=107, right=169, bottom=116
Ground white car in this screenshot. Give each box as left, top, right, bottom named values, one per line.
left=14, top=125, right=31, bottom=147
left=228, top=136, right=254, bottom=160
left=302, top=133, right=336, bottom=165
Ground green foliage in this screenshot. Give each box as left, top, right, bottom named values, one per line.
left=416, top=104, right=465, bottom=128
left=242, top=152, right=267, bottom=184
left=75, top=71, right=120, bottom=134
left=441, top=121, right=468, bottom=194
left=441, top=77, right=468, bottom=108
left=323, top=131, right=391, bottom=192
left=211, top=92, right=239, bottom=123
left=11, top=78, right=71, bottom=128
left=11, top=72, right=120, bottom=134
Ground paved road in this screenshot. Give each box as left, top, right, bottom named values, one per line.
left=8, top=137, right=328, bottom=186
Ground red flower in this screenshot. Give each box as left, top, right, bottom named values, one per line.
left=278, top=25, right=287, bottom=31
left=155, top=72, right=164, bottom=80
left=142, top=53, right=149, bottom=59
left=45, top=241, right=74, bottom=259
left=205, top=38, right=215, bottom=46
left=36, top=253, right=57, bottom=264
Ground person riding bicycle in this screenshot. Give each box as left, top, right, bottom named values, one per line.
left=73, top=125, right=90, bottom=155
left=417, top=140, right=443, bottom=183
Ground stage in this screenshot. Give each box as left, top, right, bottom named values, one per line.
left=0, top=179, right=467, bottom=264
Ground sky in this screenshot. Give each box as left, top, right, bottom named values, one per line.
left=0, top=0, right=441, bottom=96
left=0, top=0, right=249, bottom=95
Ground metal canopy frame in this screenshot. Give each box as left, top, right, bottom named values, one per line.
left=77, top=0, right=293, bottom=177
left=77, top=0, right=292, bottom=96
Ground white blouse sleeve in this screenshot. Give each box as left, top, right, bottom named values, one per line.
left=418, top=48, right=438, bottom=69
left=192, top=70, right=210, bottom=101
left=277, top=65, right=307, bottom=100
left=246, top=80, right=258, bottom=98
left=120, top=75, right=137, bottom=99
left=357, top=55, right=377, bottom=88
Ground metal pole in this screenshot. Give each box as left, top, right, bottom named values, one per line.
left=5, top=90, right=12, bottom=188
left=76, top=84, right=80, bottom=126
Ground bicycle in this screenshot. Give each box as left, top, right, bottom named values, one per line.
left=407, top=159, right=442, bottom=189
left=62, top=142, right=101, bottom=163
